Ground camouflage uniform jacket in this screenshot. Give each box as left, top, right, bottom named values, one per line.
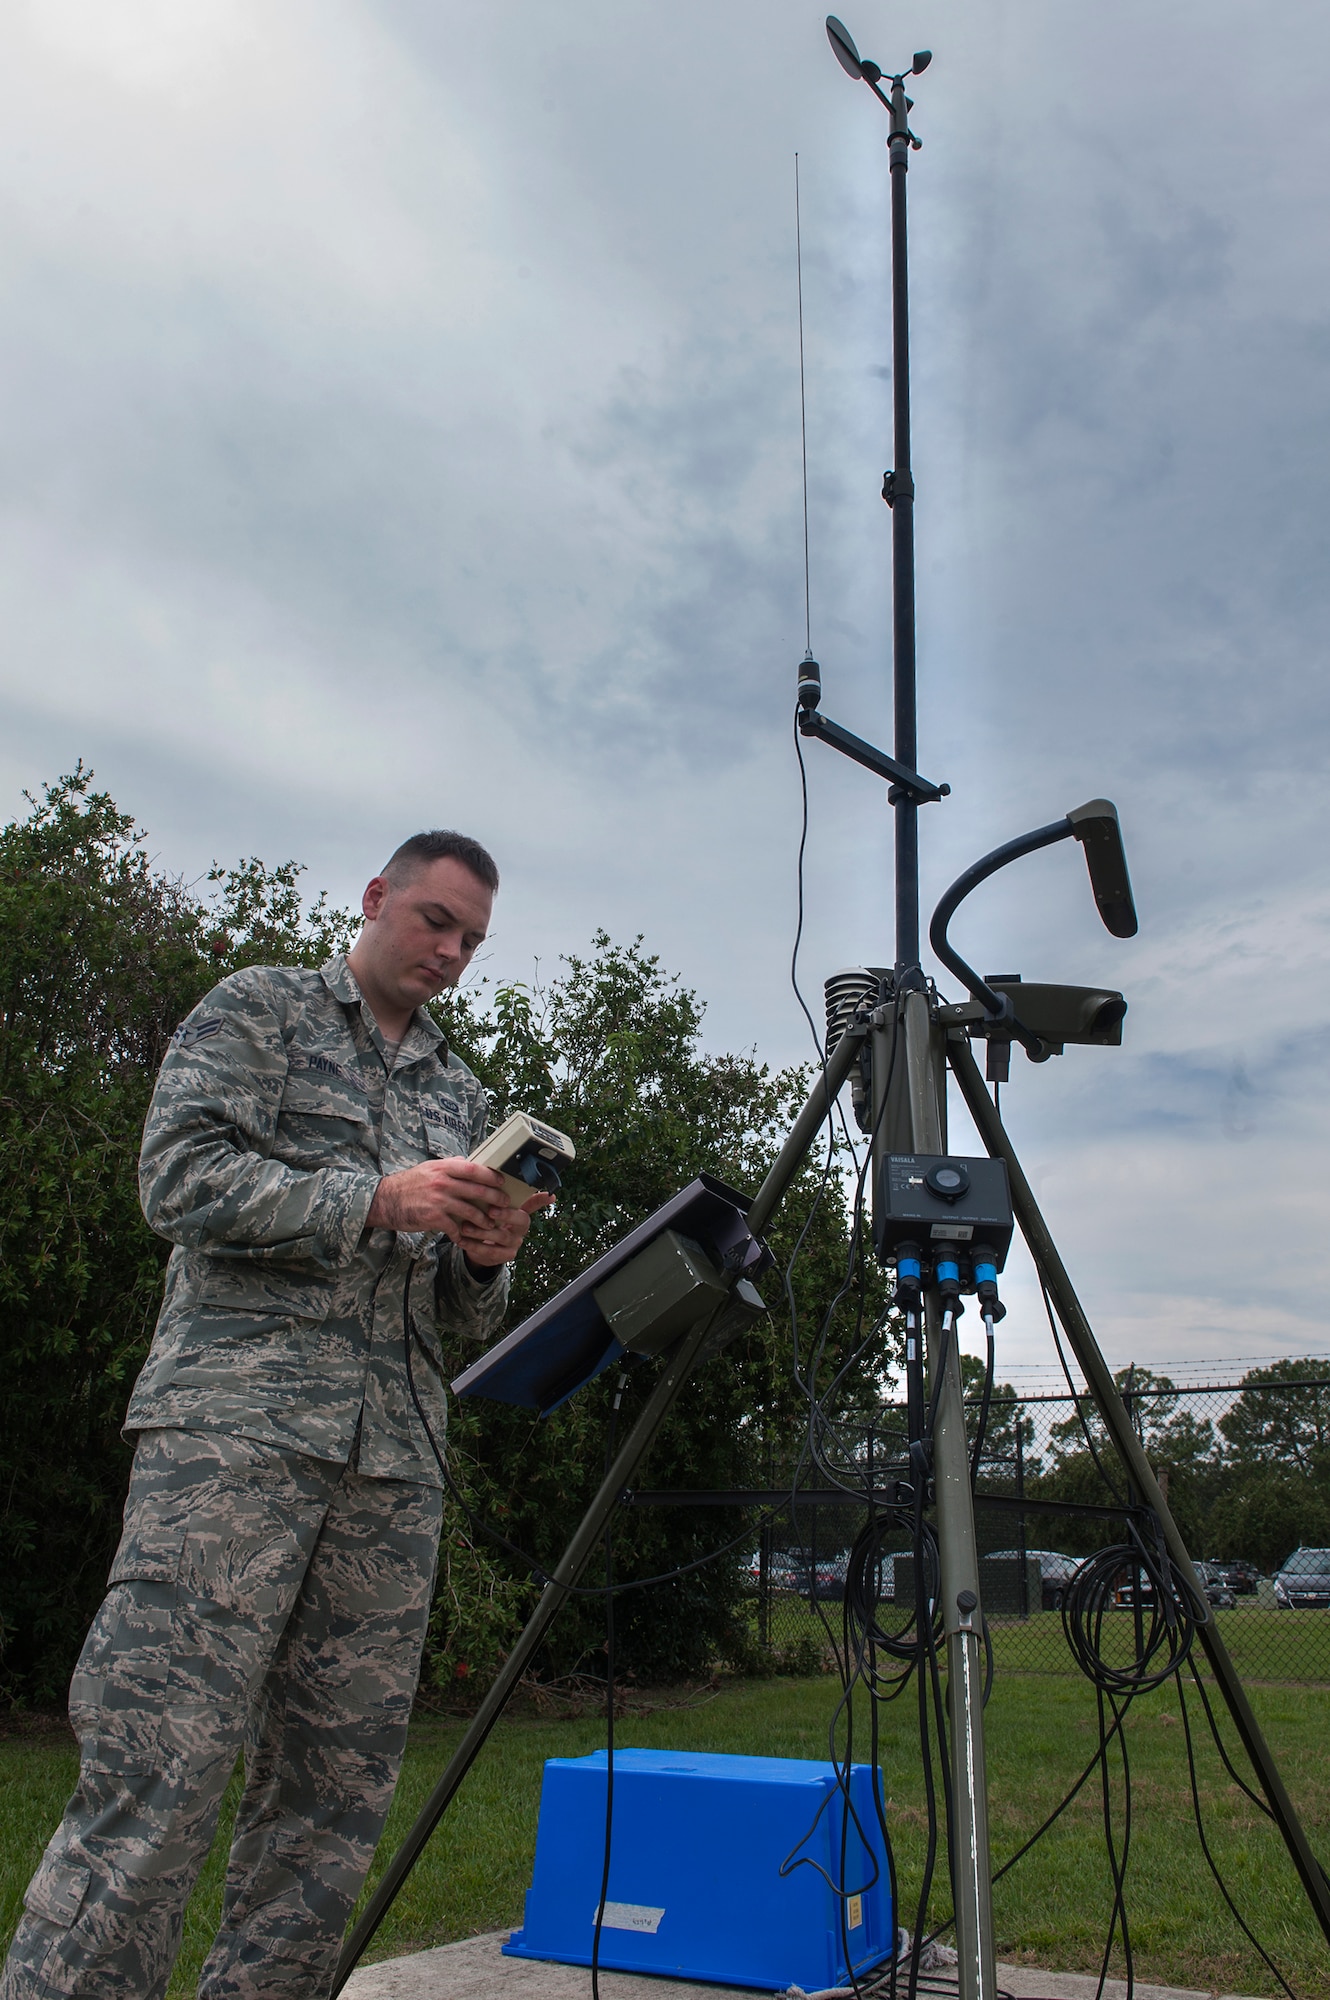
left=125, top=953, right=509, bottom=1486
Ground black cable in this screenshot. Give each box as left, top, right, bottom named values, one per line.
left=836, top=1643, right=870, bottom=2000
left=915, top=1575, right=955, bottom=1998
left=784, top=710, right=961, bottom=1998
left=777, top=1683, right=883, bottom=1996
left=780, top=836, right=915, bottom=1995
left=400, top=1265, right=779, bottom=1601
left=987, top=1700, right=1131, bottom=1891
left=946, top=1642, right=1301, bottom=2000
left=843, top=1511, right=942, bottom=1682
left=1173, top=1672, right=1299, bottom=2000
left=592, top=1373, right=627, bottom=2000
left=1060, top=1538, right=1201, bottom=1697
left=968, top=1316, right=996, bottom=1488
left=919, top=1693, right=1139, bottom=1962
left=1182, top=1659, right=1275, bottom=1822
left=923, top=1309, right=956, bottom=1448
left=1039, top=1275, right=1126, bottom=1508
left=779, top=1016, right=900, bottom=1661
left=1053, top=1522, right=1203, bottom=2000
left=782, top=982, right=900, bottom=1521
left=1094, top=1685, right=1134, bottom=2000
left=791, top=711, right=828, bottom=1062
left=869, top=1661, right=902, bottom=2000
left=788, top=1048, right=887, bottom=1437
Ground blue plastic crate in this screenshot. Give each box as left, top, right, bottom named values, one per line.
left=504, top=1747, right=894, bottom=1992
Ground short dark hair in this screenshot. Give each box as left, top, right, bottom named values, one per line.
left=383, top=830, right=499, bottom=892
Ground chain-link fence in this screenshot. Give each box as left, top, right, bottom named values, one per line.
left=631, top=1372, right=1330, bottom=1682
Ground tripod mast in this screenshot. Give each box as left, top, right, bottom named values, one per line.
left=821, top=25, right=997, bottom=2000
left=887, top=71, right=921, bottom=978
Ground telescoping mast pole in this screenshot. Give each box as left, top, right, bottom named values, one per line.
left=822, top=24, right=998, bottom=2000
left=886, top=66, right=920, bottom=976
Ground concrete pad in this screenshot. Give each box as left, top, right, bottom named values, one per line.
left=340, top=1930, right=1263, bottom=2000
left=341, top=1931, right=766, bottom=1999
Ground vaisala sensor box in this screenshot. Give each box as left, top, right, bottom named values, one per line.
left=874, top=1154, right=1014, bottom=1271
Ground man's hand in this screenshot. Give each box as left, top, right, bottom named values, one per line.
left=367, top=1156, right=551, bottom=1267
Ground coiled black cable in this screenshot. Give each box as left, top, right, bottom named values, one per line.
left=842, top=1509, right=943, bottom=1682
left=1060, top=1534, right=1203, bottom=1696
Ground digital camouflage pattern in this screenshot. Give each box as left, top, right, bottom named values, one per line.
left=2, top=955, right=513, bottom=1999
left=126, top=953, right=509, bottom=1483
left=0, top=1429, right=442, bottom=2000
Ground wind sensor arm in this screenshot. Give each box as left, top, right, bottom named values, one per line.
left=797, top=653, right=949, bottom=806
left=929, top=801, right=1138, bottom=1051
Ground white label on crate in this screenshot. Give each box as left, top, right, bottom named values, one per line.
left=846, top=1894, right=864, bottom=1930
left=594, top=1902, right=665, bottom=1934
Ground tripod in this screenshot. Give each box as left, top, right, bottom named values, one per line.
left=331, top=939, right=1330, bottom=1996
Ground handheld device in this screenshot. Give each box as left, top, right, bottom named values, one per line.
left=469, top=1111, right=575, bottom=1207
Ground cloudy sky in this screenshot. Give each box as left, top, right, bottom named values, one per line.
left=3, top=0, right=1330, bottom=1383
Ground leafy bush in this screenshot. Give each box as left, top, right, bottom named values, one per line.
left=0, top=772, right=354, bottom=1704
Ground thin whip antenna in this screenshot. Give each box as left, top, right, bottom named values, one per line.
left=795, top=153, right=812, bottom=653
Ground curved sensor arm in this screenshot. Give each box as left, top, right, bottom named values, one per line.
left=929, top=800, right=1138, bottom=1042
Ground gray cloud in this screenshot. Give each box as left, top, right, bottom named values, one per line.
left=3, top=0, right=1330, bottom=1375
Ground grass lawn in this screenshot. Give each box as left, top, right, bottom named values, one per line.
left=759, top=1592, right=1330, bottom=1686
left=2, top=1672, right=1327, bottom=1999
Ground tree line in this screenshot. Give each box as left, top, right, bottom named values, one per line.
left=978, top=1362, right=1330, bottom=1572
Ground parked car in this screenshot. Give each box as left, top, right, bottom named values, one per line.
left=764, top=1554, right=804, bottom=1593
left=1205, top=1557, right=1261, bottom=1596
left=1273, top=1548, right=1330, bottom=1609
left=1193, top=1562, right=1237, bottom=1609
left=983, top=1549, right=1083, bottom=1612
left=1110, top=1565, right=1156, bottom=1610
left=790, top=1551, right=851, bottom=1602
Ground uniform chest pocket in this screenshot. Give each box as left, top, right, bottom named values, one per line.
left=275, top=1072, right=376, bottom=1167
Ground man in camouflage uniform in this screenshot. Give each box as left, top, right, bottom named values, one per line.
left=2, top=830, right=546, bottom=2000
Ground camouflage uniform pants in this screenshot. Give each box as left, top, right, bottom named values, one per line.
left=1, top=1429, right=443, bottom=2000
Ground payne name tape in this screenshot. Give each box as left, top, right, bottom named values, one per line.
left=470, top=1111, right=576, bottom=1207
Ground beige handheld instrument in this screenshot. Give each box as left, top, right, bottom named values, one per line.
left=469, top=1111, right=575, bottom=1207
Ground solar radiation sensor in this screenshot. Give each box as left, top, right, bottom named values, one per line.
left=452, top=1174, right=770, bottom=1415
left=924, top=1160, right=969, bottom=1202
left=826, top=16, right=864, bottom=77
